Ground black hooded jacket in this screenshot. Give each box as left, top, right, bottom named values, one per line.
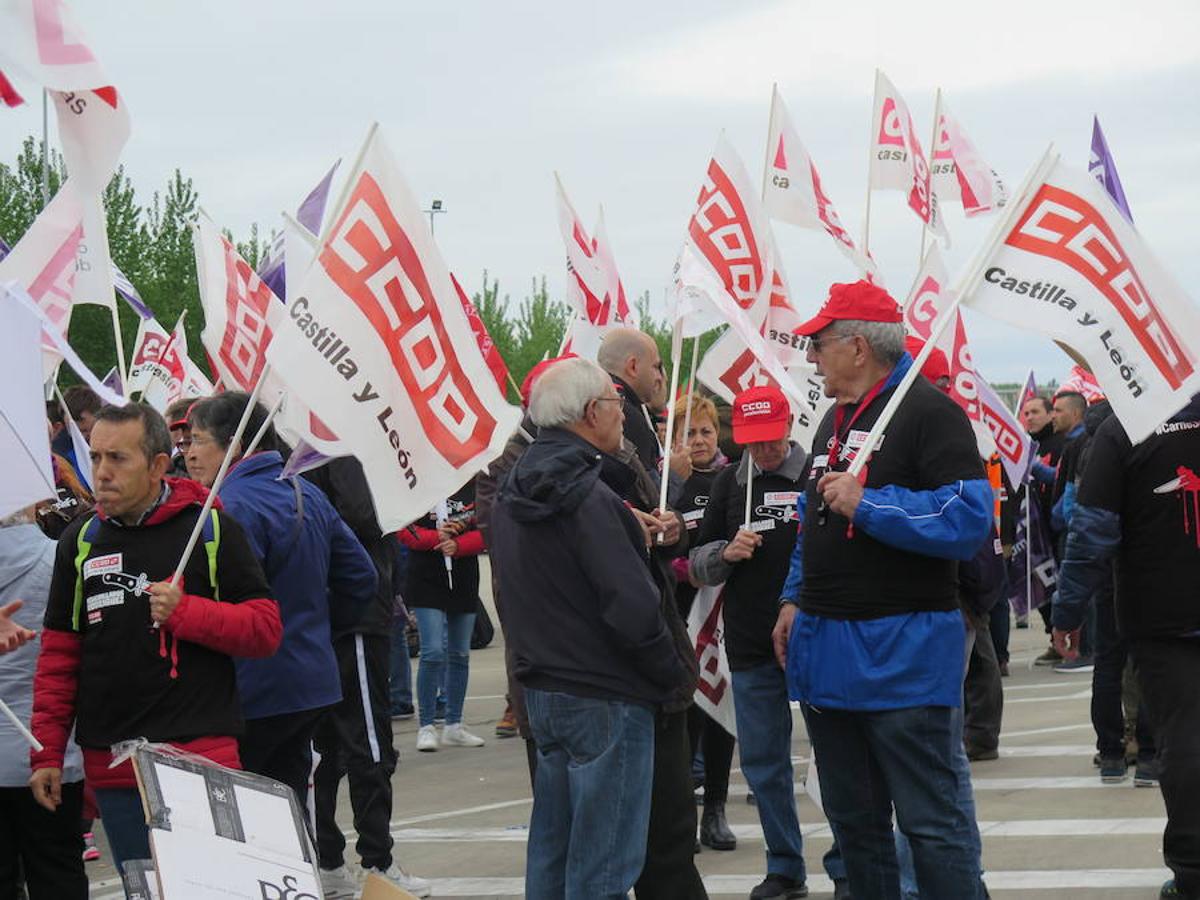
left=490, top=428, right=689, bottom=708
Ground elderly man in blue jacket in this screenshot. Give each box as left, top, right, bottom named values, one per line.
left=771, top=282, right=994, bottom=900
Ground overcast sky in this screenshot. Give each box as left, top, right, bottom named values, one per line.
left=4, top=0, right=1199, bottom=383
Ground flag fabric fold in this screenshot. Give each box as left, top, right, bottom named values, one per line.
left=931, top=98, right=1008, bottom=217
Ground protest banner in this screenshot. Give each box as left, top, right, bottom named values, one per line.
left=266, top=124, right=522, bottom=532
left=868, top=70, right=947, bottom=246
left=127, top=315, right=212, bottom=412
left=0, top=288, right=57, bottom=519
left=686, top=585, right=736, bottom=738
left=763, top=85, right=880, bottom=282
left=930, top=95, right=1008, bottom=217
left=960, top=153, right=1200, bottom=443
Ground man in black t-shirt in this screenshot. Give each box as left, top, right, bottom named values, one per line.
left=772, top=281, right=994, bottom=899
left=1052, top=396, right=1200, bottom=900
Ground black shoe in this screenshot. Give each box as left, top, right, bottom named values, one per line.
left=746, top=790, right=757, bottom=805
left=965, top=744, right=999, bottom=762
left=700, top=803, right=737, bottom=851
left=749, top=873, right=808, bottom=899
left=1135, top=758, right=1161, bottom=787
left=1099, top=756, right=1127, bottom=783
left=833, top=879, right=853, bottom=899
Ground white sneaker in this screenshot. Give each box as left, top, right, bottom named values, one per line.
left=320, top=864, right=360, bottom=899
left=365, top=863, right=432, bottom=898
left=440, top=723, right=485, bottom=747
left=416, top=724, right=439, bottom=752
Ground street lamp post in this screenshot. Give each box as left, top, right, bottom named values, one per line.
left=425, top=199, right=446, bottom=237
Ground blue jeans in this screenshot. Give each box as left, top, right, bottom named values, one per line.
left=523, top=688, right=655, bottom=899
left=389, top=614, right=414, bottom=713
left=731, top=662, right=809, bottom=882
left=94, top=787, right=151, bottom=873
left=805, top=703, right=983, bottom=900
left=413, top=607, right=475, bottom=727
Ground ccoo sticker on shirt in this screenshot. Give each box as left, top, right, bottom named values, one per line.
left=763, top=491, right=799, bottom=506
left=83, top=553, right=122, bottom=579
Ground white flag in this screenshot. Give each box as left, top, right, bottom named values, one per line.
left=961, top=153, right=1200, bottom=443
left=265, top=125, right=522, bottom=532
left=71, top=192, right=114, bottom=310
left=930, top=98, right=1007, bottom=217
left=127, top=316, right=211, bottom=412
left=50, top=86, right=130, bottom=192
left=0, top=0, right=109, bottom=91
left=869, top=71, right=947, bottom=243
left=672, top=133, right=775, bottom=337
left=194, top=212, right=285, bottom=397
left=686, top=586, right=736, bottom=737
left=901, top=246, right=996, bottom=456
left=763, top=86, right=881, bottom=282
left=977, top=375, right=1033, bottom=489
left=0, top=288, right=57, bottom=517
left=0, top=182, right=83, bottom=377
left=554, top=175, right=610, bottom=322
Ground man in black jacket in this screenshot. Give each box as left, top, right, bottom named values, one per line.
left=492, top=357, right=692, bottom=900
left=598, top=327, right=666, bottom=473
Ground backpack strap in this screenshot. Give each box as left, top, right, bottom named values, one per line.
left=202, top=508, right=220, bottom=602
left=71, top=515, right=101, bottom=632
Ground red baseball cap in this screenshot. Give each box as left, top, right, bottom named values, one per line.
left=520, top=353, right=578, bottom=408
left=732, top=386, right=790, bottom=444
left=795, top=280, right=904, bottom=337
left=904, top=335, right=951, bottom=390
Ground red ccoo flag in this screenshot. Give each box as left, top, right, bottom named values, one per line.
left=451, top=273, right=510, bottom=394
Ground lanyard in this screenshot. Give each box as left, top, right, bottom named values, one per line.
left=826, top=375, right=890, bottom=470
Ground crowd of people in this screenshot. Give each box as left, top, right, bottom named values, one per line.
left=0, top=278, right=1197, bottom=900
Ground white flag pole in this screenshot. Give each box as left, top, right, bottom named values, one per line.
left=1025, top=491, right=1033, bottom=619
left=658, top=319, right=684, bottom=520
left=241, top=391, right=285, bottom=459
left=109, top=305, right=129, bottom=388
left=435, top=499, right=454, bottom=590
left=1014, top=367, right=1034, bottom=415
left=918, top=88, right=942, bottom=268
left=743, top=461, right=755, bottom=529
left=166, top=365, right=272, bottom=592
left=0, top=697, right=42, bottom=751
left=681, top=335, right=700, bottom=444
left=845, top=144, right=1058, bottom=480
left=862, top=70, right=880, bottom=256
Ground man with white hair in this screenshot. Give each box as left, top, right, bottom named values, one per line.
left=490, top=357, right=692, bottom=899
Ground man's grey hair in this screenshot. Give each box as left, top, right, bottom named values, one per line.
left=827, top=319, right=907, bottom=366
left=529, top=358, right=613, bottom=429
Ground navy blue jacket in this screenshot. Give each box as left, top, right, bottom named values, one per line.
left=219, top=452, right=376, bottom=719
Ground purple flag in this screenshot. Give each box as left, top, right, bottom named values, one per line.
left=100, top=366, right=125, bottom=398
left=279, top=438, right=333, bottom=479
left=258, top=159, right=340, bottom=302
left=0, top=234, right=10, bottom=262
left=1089, top=117, right=1133, bottom=223
left=112, top=263, right=154, bottom=319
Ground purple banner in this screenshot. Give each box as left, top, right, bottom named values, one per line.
left=1006, top=490, right=1057, bottom=617
left=0, top=234, right=9, bottom=262
left=1089, top=117, right=1133, bottom=223
left=257, top=159, right=339, bottom=303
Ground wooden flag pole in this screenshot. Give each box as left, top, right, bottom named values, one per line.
left=680, top=335, right=701, bottom=446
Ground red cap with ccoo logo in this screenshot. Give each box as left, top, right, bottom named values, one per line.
left=732, top=385, right=790, bottom=444
left=794, top=280, right=904, bottom=337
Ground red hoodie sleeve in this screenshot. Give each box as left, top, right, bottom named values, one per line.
left=397, top=525, right=441, bottom=552
left=164, top=593, right=282, bottom=658
left=30, top=629, right=83, bottom=771
left=452, top=528, right=484, bottom=558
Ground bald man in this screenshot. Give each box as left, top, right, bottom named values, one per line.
left=598, top=328, right=666, bottom=472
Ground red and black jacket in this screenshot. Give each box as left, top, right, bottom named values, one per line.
left=31, top=477, right=281, bottom=788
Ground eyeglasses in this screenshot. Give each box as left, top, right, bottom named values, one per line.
left=174, top=439, right=193, bottom=452
left=188, top=434, right=220, bottom=450
left=591, top=396, right=623, bottom=407
left=807, top=333, right=858, bottom=353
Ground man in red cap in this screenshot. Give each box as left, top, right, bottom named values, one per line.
left=771, top=281, right=995, bottom=898
left=689, top=385, right=826, bottom=900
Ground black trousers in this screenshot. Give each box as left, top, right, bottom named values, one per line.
left=0, top=781, right=87, bottom=900
left=635, top=707, right=708, bottom=900
left=686, top=703, right=735, bottom=807
left=963, top=614, right=1004, bottom=753
left=987, top=597, right=1010, bottom=665
left=240, top=706, right=329, bottom=810
left=314, top=633, right=398, bottom=871
left=1092, top=594, right=1154, bottom=761
left=1133, top=638, right=1200, bottom=895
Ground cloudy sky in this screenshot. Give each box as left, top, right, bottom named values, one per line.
left=4, top=0, right=1199, bottom=383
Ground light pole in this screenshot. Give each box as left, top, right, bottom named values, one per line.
left=425, top=199, right=446, bottom=237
